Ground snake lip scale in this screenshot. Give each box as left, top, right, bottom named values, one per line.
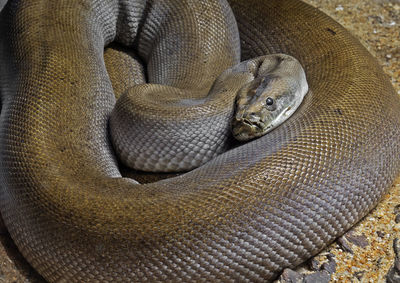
left=1, top=0, right=400, bottom=282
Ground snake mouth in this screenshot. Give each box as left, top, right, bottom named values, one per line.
left=242, top=118, right=262, bottom=128
left=243, top=119, right=268, bottom=132
left=231, top=117, right=270, bottom=141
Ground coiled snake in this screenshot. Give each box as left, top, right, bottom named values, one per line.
left=0, top=0, right=400, bottom=282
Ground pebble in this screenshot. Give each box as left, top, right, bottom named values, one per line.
left=344, top=231, right=369, bottom=249
left=386, top=238, right=400, bottom=283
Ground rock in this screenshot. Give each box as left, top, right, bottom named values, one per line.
left=377, top=231, right=386, bottom=238
left=276, top=253, right=336, bottom=283
left=321, top=255, right=337, bottom=274
left=353, top=271, right=365, bottom=281
left=345, top=231, right=369, bottom=249
left=303, top=271, right=331, bottom=283
left=394, top=204, right=400, bottom=215
left=276, top=268, right=304, bottom=283
left=309, top=258, right=320, bottom=271
left=337, top=236, right=354, bottom=254
left=386, top=238, right=400, bottom=283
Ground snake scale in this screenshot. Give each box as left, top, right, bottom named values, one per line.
left=1, top=0, right=400, bottom=282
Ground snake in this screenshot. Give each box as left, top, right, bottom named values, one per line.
left=0, top=0, right=399, bottom=282
left=110, top=53, right=308, bottom=172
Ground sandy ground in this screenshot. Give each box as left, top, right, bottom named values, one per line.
left=1, top=0, right=399, bottom=282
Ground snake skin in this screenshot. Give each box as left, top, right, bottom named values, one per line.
left=1, top=0, right=400, bottom=282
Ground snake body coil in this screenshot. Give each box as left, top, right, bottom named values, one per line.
left=1, top=0, right=400, bottom=282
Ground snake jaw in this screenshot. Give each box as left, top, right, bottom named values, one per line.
left=231, top=114, right=272, bottom=141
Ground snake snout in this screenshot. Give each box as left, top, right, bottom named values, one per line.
left=243, top=112, right=261, bottom=125
left=231, top=112, right=268, bottom=141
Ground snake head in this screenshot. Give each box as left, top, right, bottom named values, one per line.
left=232, top=73, right=307, bottom=141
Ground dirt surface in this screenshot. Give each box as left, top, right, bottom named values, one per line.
left=1, top=0, right=399, bottom=282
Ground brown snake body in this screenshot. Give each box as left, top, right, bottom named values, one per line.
left=0, top=0, right=400, bottom=282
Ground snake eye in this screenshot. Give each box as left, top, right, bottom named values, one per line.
left=266, top=97, right=274, bottom=106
